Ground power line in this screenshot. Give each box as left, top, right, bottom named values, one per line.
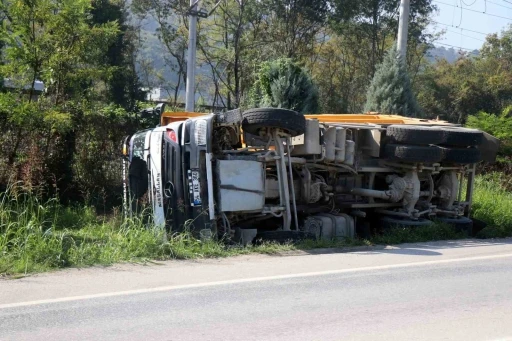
left=435, top=42, right=480, bottom=51
left=431, top=20, right=490, bottom=36
left=502, top=0, right=512, bottom=5
left=433, top=0, right=512, bottom=21
left=444, top=28, right=486, bottom=41
left=487, top=0, right=512, bottom=10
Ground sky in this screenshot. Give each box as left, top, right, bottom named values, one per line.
left=428, top=0, right=512, bottom=51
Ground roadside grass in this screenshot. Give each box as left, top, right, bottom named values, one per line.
left=470, top=173, right=512, bottom=238
left=0, top=185, right=299, bottom=275
left=1, top=173, right=512, bottom=276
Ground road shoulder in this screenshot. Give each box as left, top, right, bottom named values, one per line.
left=1, top=238, right=512, bottom=306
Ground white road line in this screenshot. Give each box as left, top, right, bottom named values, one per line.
left=2, top=252, right=512, bottom=310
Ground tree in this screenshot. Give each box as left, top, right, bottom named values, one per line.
left=0, top=0, right=119, bottom=199
left=248, top=58, right=319, bottom=114
left=306, top=30, right=374, bottom=113
left=364, top=44, right=420, bottom=116
left=415, top=26, right=512, bottom=123
left=197, top=0, right=264, bottom=109
left=414, top=57, right=493, bottom=123
left=131, top=0, right=189, bottom=106
left=257, top=0, right=329, bottom=59
left=91, top=0, right=145, bottom=111
left=330, top=0, right=436, bottom=76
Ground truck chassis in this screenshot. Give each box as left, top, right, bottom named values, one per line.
left=122, top=107, right=499, bottom=243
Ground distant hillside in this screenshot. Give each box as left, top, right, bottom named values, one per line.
left=426, top=46, right=479, bottom=63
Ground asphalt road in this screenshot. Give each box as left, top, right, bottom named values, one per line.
left=2, top=239, right=512, bottom=341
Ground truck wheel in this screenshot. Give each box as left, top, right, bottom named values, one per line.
left=384, top=144, right=444, bottom=163
left=216, top=108, right=242, bottom=124
left=442, top=147, right=482, bottom=164
left=242, top=108, right=306, bottom=137
left=386, top=125, right=446, bottom=145
left=440, top=127, right=484, bottom=147
left=380, top=216, right=434, bottom=229
left=434, top=216, right=473, bottom=235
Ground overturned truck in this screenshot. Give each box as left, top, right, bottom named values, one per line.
left=122, top=107, right=499, bottom=243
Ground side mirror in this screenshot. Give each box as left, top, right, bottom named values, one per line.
left=155, top=103, right=167, bottom=116
left=121, top=135, right=131, bottom=160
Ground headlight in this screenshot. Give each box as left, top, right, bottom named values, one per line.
left=194, top=119, right=207, bottom=146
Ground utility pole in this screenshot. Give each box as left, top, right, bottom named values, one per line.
left=185, top=0, right=199, bottom=112
left=397, top=0, right=410, bottom=59
left=185, top=0, right=222, bottom=112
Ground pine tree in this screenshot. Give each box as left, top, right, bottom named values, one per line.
left=364, top=45, right=421, bottom=117
left=248, top=58, right=319, bottom=114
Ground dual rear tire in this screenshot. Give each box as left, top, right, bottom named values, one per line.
left=384, top=125, right=484, bottom=164
left=384, top=144, right=482, bottom=164
left=386, top=125, right=484, bottom=147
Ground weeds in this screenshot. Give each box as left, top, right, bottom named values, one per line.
left=2, top=173, right=512, bottom=276
left=0, top=185, right=295, bottom=275
left=470, top=173, right=512, bottom=238
left=0, top=184, right=169, bottom=275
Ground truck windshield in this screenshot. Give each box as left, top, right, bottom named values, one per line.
left=131, top=131, right=147, bottom=160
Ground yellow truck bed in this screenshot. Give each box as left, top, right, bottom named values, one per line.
left=161, top=111, right=454, bottom=127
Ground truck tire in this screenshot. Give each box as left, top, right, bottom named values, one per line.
left=386, top=125, right=446, bottom=145
left=440, top=127, right=484, bottom=147
left=380, top=216, right=434, bottom=229
left=441, top=147, right=482, bottom=164
left=242, top=108, right=306, bottom=137
left=216, top=108, right=242, bottom=124
left=384, top=144, right=444, bottom=163
left=434, top=216, right=473, bottom=235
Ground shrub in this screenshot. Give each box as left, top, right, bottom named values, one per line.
left=467, top=107, right=512, bottom=158
left=247, top=58, right=319, bottom=114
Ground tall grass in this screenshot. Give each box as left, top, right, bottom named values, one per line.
left=0, top=185, right=171, bottom=274
left=471, top=173, right=512, bottom=238
left=2, top=173, right=512, bottom=276
left=0, top=184, right=292, bottom=275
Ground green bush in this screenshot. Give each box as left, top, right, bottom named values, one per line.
left=467, top=107, right=512, bottom=159
left=247, top=58, right=319, bottom=114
